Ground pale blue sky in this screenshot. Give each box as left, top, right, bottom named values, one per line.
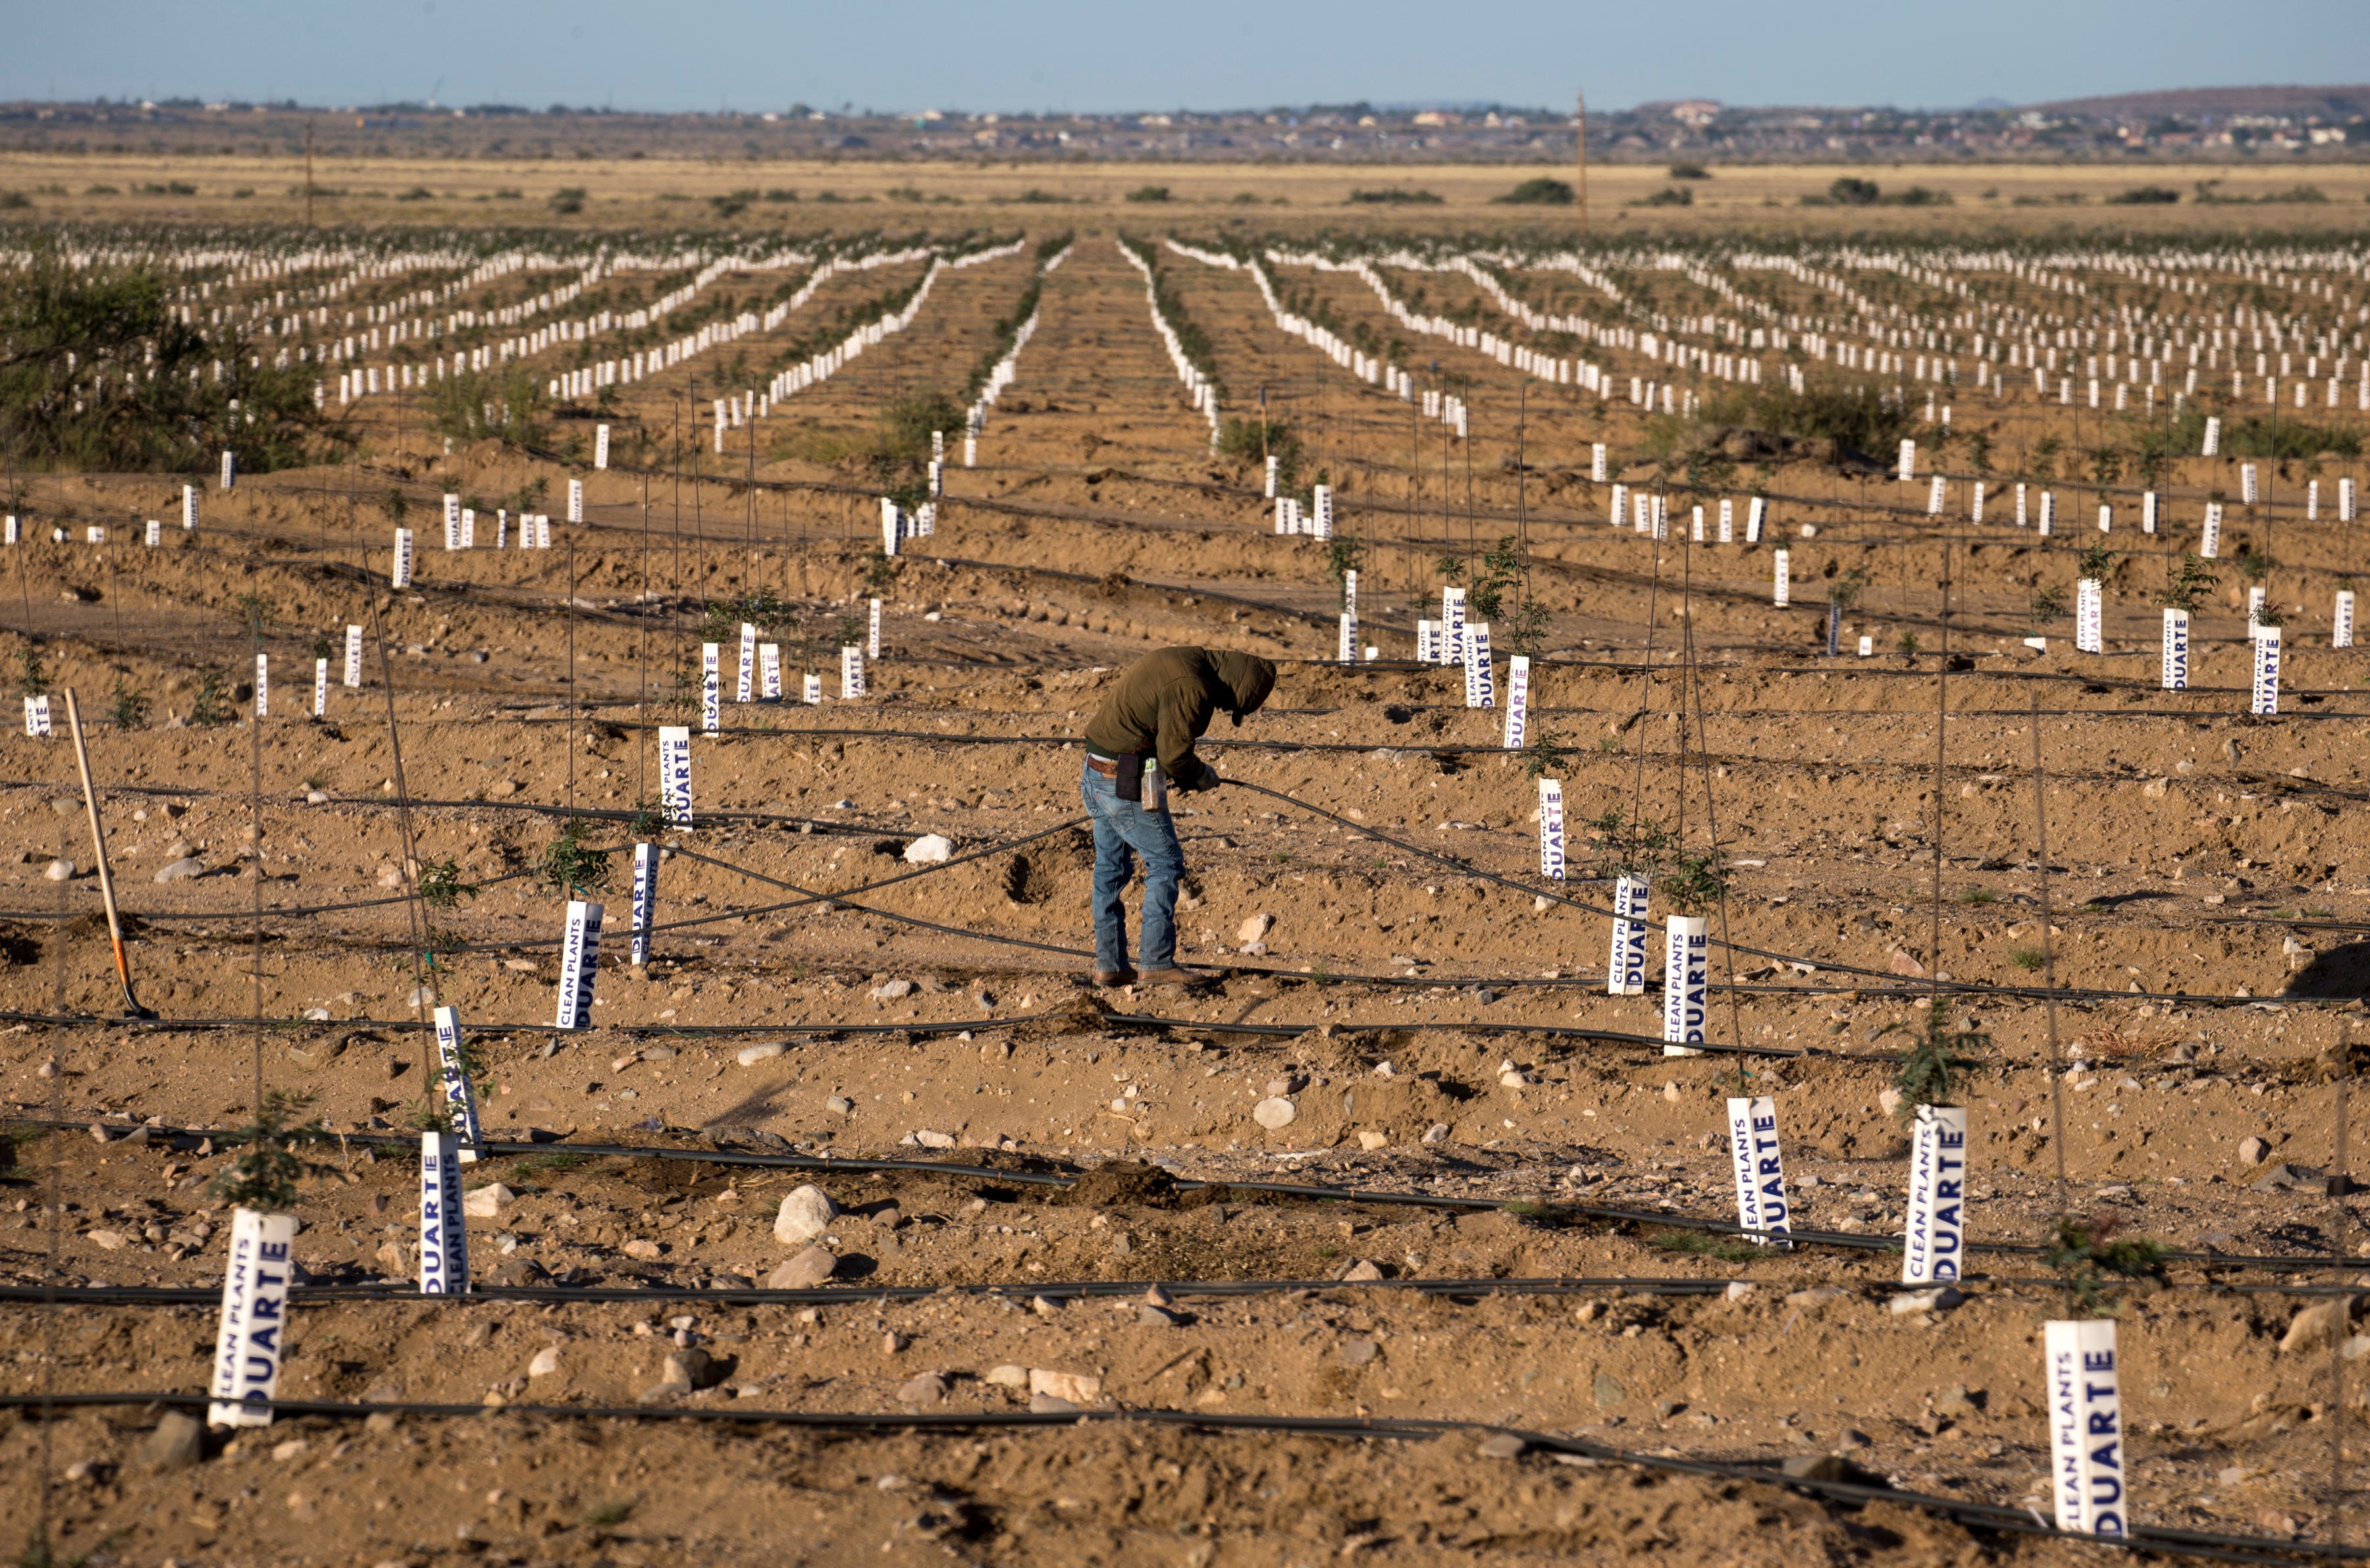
left=8, top=0, right=2366, bottom=116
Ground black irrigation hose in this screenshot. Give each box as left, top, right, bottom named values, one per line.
left=0, top=1275, right=1741, bottom=1309
left=0, top=1388, right=2352, bottom=1565
left=15, top=1116, right=2361, bottom=1274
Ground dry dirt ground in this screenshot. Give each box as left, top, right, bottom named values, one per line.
left=1, top=219, right=2368, bottom=1567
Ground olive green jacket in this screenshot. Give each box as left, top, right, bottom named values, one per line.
left=1081, top=646, right=1276, bottom=789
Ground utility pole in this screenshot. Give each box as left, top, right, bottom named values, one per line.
left=1575, top=88, right=1588, bottom=238
left=303, top=118, right=315, bottom=228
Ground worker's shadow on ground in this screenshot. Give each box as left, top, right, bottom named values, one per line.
left=2283, top=942, right=2369, bottom=1003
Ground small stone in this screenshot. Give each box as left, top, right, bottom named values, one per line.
left=1933, top=1384, right=1984, bottom=1415
left=665, top=1346, right=718, bottom=1389
left=527, top=1346, right=560, bottom=1378
left=870, top=978, right=914, bottom=1001
left=1236, top=913, right=1274, bottom=945
left=1340, top=1259, right=1384, bottom=1282
left=1891, top=1286, right=1965, bottom=1315
left=2240, top=1136, right=2271, bottom=1165
left=153, top=856, right=205, bottom=883
left=1028, top=1393, right=1078, bottom=1414
left=2281, top=1300, right=2354, bottom=1355
left=1724, top=1282, right=1756, bottom=1302
left=1477, top=1433, right=1526, bottom=1459
left=825, top=1095, right=855, bottom=1115
left=1499, top=1069, right=1532, bottom=1087
left=767, top=1247, right=837, bottom=1288
left=737, top=1041, right=785, bottom=1067
left=1030, top=1368, right=1101, bottom=1405
left=774, top=1185, right=839, bottom=1246
left=137, top=1410, right=204, bottom=1473
left=1252, top=1097, right=1296, bottom=1130
left=895, top=1373, right=947, bottom=1405
left=1357, top=1130, right=1389, bottom=1151
left=1145, top=1284, right=1174, bottom=1306
left=1592, top=1373, right=1626, bottom=1407
left=1877, top=1087, right=1905, bottom=1117
left=901, top=835, right=953, bottom=864
left=88, top=1228, right=126, bottom=1251
left=1138, top=1305, right=1182, bottom=1326
left=621, top=1239, right=663, bottom=1260
left=1338, top=1338, right=1380, bottom=1367
left=461, top=1184, right=514, bottom=1218
left=984, top=1364, right=1030, bottom=1388
left=1422, top=1124, right=1450, bottom=1145
left=1265, top=1076, right=1296, bottom=1097
left=43, top=858, right=74, bottom=881
left=882, top=1332, right=908, bottom=1355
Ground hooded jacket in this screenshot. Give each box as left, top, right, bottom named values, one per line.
left=1082, top=646, right=1276, bottom=791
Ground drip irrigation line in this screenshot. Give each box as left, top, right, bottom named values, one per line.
left=7, top=1269, right=2369, bottom=1312
left=0, top=1388, right=2352, bottom=1564
left=0, top=1276, right=1746, bottom=1309
left=15, top=1113, right=2365, bottom=1274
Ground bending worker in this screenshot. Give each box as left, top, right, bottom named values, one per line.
left=1079, top=645, right=1277, bottom=987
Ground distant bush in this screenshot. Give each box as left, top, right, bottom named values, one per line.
left=1668, top=161, right=1711, bottom=180
left=1347, top=188, right=1443, bottom=205
left=1013, top=189, right=1070, bottom=203
left=1698, top=382, right=1916, bottom=461
left=548, top=186, right=586, bottom=214
left=0, top=191, right=28, bottom=210
left=1632, top=187, right=1693, bottom=207
left=762, top=188, right=799, bottom=202
left=393, top=185, right=433, bottom=201
left=1496, top=177, right=1574, bottom=205
left=1124, top=185, right=1171, bottom=203
left=2107, top=185, right=2181, bottom=205
left=1828, top=176, right=1880, bottom=206
left=2195, top=182, right=2328, bottom=205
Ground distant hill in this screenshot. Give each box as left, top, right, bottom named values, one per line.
left=2026, top=84, right=2370, bottom=120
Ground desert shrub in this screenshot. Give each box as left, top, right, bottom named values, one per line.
left=1496, top=178, right=1574, bottom=205
left=1828, top=176, right=1880, bottom=205
left=0, top=244, right=334, bottom=473
left=1124, top=186, right=1171, bottom=203
left=1347, top=188, right=1442, bottom=205
left=427, top=366, right=551, bottom=447
left=2107, top=185, right=2180, bottom=205
left=1697, top=382, right=1915, bottom=459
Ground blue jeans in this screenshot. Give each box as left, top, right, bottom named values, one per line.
left=1080, top=760, right=1184, bottom=973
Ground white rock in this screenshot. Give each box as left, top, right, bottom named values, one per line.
left=1252, top=1097, right=1296, bottom=1130
left=825, top=1095, right=855, bottom=1115
left=1725, top=1282, right=1756, bottom=1301
left=871, top=978, right=914, bottom=1001
left=1499, top=1070, right=1532, bottom=1088
left=153, top=856, right=205, bottom=883
left=43, top=858, right=74, bottom=881
left=1877, top=1087, right=1905, bottom=1117
left=902, top=835, right=953, bottom=864
left=1356, top=1130, right=1389, bottom=1151
left=1340, top=1259, right=1384, bottom=1282
left=1030, top=1368, right=1101, bottom=1405
left=2240, top=1135, right=2271, bottom=1165
left=737, top=1041, right=785, bottom=1067
left=773, top=1184, right=839, bottom=1246
left=1236, top=913, right=1274, bottom=945
left=527, top=1345, right=561, bottom=1378
left=461, top=1183, right=514, bottom=1218
left=914, top=1130, right=956, bottom=1149
left=1889, top=1286, right=1965, bottom=1315
left=984, top=1363, right=1030, bottom=1388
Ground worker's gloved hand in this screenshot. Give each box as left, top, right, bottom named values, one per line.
left=1176, top=760, right=1224, bottom=793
